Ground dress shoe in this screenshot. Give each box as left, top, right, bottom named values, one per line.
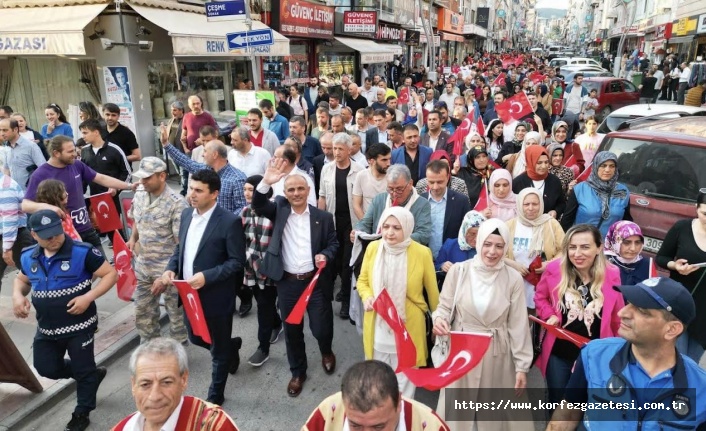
left=64, top=413, right=90, bottom=431
left=339, top=302, right=350, bottom=319
left=229, top=337, right=242, bottom=374
left=321, top=353, right=336, bottom=375
left=335, top=291, right=343, bottom=302
left=287, top=374, right=307, bottom=397
left=238, top=300, right=252, bottom=317
left=206, top=395, right=224, bottom=405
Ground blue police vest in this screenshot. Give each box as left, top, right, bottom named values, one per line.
left=20, top=238, right=98, bottom=339
left=574, top=182, right=630, bottom=237
left=581, top=338, right=706, bottom=431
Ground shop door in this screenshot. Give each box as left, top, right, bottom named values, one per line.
left=182, top=70, right=232, bottom=114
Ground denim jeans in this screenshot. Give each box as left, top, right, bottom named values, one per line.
left=545, top=354, right=575, bottom=420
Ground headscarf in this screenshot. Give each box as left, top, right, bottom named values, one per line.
left=510, top=121, right=531, bottom=148
left=586, top=151, right=627, bottom=220
left=464, top=131, right=484, bottom=152
left=488, top=169, right=517, bottom=221
left=373, top=207, right=414, bottom=321
left=539, top=84, right=548, bottom=97
left=512, top=131, right=541, bottom=178
left=603, top=221, right=644, bottom=264
left=551, top=121, right=569, bottom=144
left=467, top=144, right=489, bottom=176
left=515, top=188, right=553, bottom=255
left=546, top=143, right=564, bottom=166
left=525, top=145, right=549, bottom=181
left=470, top=218, right=510, bottom=314
left=458, top=210, right=486, bottom=250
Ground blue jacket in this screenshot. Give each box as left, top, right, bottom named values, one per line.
left=579, top=338, right=706, bottom=430
left=391, top=145, right=433, bottom=182
left=267, top=113, right=290, bottom=144
left=574, top=182, right=630, bottom=237
left=434, top=238, right=476, bottom=271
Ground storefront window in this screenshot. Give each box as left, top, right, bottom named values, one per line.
left=262, top=42, right=310, bottom=89
left=318, top=53, right=356, bottom=87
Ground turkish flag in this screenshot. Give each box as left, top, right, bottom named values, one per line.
left=473, top=182, right=489, bottom=211
left=575, top=165, right=592, bottom=183
left=112, top=232, right=137, bottom=302
left=403, top=332, right=492, bottom=390
left=476, top=116, right=486, bottom=137
left=398, top=87, right=410, bottom=105
left=495, top=92, right=533, bottom=124
left=493, top=73, right=506, bottom=87
left=174, top=280, right=212, bottom=344
left=514, top=56, right=524, bottom=66
left=563, top=155, right=576, bottom=169
left=284, top=262, right=326, bottom=325
left=448, top=110, right=475, bottom=156
left=529, top=72, right=546, bottom=85
left=551, top=98, right=565, bottom=116
left=373, top=289, right=417, bottom=372
left=649, top=258, right=659, bottom=277
left=89, top=192, right=122, bottom=233
left=528, top=315, right=590, bottom=348
left=523, top=255, right=543, bottom=287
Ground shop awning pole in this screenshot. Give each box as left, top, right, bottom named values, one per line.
left=244, top=1, right=261, bottom=90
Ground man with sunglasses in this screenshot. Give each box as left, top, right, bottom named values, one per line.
left=546, top=277, right=706, bottom=431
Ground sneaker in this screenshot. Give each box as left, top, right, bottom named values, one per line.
left=247, top=348, right=270, bottom=367
left=65, top=412, right=90, bottom=431
left=270, top=325, right=283, bottom=344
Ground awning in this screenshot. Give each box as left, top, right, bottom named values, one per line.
left=0, top=4, right=108, bottom=55
left=667, top=36, right=694, bottom=45
left=334, top=37, right=400, bottom=64
left=440, top=32, right=465, bottom=43
left=129, top=3, right=290, bottom=57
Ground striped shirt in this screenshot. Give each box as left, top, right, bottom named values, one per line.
left=164, top=144, right=247, bottom=214
left=0, top=173, right=26, bottom=251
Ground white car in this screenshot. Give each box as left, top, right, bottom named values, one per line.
left=597, top=104, right=706, bottom=133
left=549, top=57, right=602, bottom=69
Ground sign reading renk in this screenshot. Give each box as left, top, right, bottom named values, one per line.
left=343, top=11, right=376, bottom=35
left=279, top=0, right=334, bottom=38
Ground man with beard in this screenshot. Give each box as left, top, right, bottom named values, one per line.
left=304, top=77, right=319, bottom=119
left=179, top=96, right=217, bottom=159
left=352, top=143, right=391, bottom=220
left=104, top=103, right=141, bottom=163
left=245, top=108, right=279, bottom=155
left=259, top=99, right=290, bottom=144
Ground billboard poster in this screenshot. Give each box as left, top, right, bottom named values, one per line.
left=476, top=7, right=489, bottom=29
left=233, top=91, right=276, bottom=126
left=104, top=66, right=136, bottom=134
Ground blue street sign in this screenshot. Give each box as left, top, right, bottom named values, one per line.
left=205, top=0, right=246, bottom=21
left=226, top=29, right=274, bottom=50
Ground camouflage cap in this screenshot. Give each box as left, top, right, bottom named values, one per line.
left=132, top=156, right=167, bottom=179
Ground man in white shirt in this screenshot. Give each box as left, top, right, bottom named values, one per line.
left=347, top=109, right=372, bottom=152
left=113, top=338, right=240, bottom=431
left=352, top=143, right=391, bottom=220
left=652, top=65, right=665, bottom=103
left=270, top=145, right=317, bottom=206
left=438, top=82, right=458, bottom=108
left=349, top=134, right=368, bottom=168
left=360, top=78, right=378, bottom=105
left=677, top=62, right=692, bottom=105
left=227, top=127, right=270, bottom=177
left=328, top=93, right=343, bottom=117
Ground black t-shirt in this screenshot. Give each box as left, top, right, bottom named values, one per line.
left=552, top=281, right=602, bottom=363
left=346, top=94, right=369, bottom=117
left=335, top=165, right=351, bottom=223
left=404, top=151, right=420, bottom=185
left=104, top=124, right=138, bottom=158
left=641, top=77, right=658, bottom=97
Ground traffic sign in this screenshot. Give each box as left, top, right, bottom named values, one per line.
left=205, top=0, right=246, bottom=22
left=226, top=29, right=274, bottom=50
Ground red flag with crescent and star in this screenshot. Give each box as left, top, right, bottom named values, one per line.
left=473, top=182, right=489, bottom=211
left=284, top=261, right=326, bottom=325
left=112, top=232, right=137, bottom=302
left=529, top=315, right=590, bottom=348
left=373, top=289, right=418, bottom=372
left=448, top=109, right=475, bottom=156
left=398, top=87, right=410, bottom=105
left=529, top=71, right=546, bottom=85
left=552, top=98, right=565, bottom=116
left=495, top=92, right=534, bottom=124
left=476, top=116, right=486, bottom=137
left=492, top=72, right=506, bottom=87
left=174, top=280, right=212, bottom=344
left=403, top=332, right=492, bottom=390
left=89, top=192, right=122, bottom=233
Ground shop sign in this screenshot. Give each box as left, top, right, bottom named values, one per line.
left=441, top=32, right=464, bottom=42
left=673, top=16, right=697, bottom=36
left=437, top=8, right=464, bottom=34
left=419, top=33, right=441, bottom=45
left=343, top=11, right=376, bottom=34
left=280, top=0, right=335, bottom=38
left=656, top=23, right=672, bottom=39
left=0, top=33, right=85, bottom=55
left=476, top=7, right=489, bottom=29
left=406, top=30, right=420, bottom=46
left=360, top=52, right=395, bottom=63
left=377, top=23, right=405, bottom=41
left=698, top=14, right=706, bottom=34
left=173, top=37, right=290, bottom=57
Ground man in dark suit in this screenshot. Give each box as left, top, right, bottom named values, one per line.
left=163, top=169, right=246, bottom=406
left=420, top=160, right=471, bottom=262
left=391, top=124, right=433, bottom=185
left=364, top=109, right=388, bottom=146
left=252, top=160, right=339, bottom=398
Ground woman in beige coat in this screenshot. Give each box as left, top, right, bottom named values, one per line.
left=432, top=218, right=533, bottom=431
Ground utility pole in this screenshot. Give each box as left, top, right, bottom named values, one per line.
left=613, top=0, right=635, bottom=76
left=244, top=0, right=260, bottom=89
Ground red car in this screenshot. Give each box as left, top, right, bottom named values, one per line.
left=582, top=77, right=641, bottom=121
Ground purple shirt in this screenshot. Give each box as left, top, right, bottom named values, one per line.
left=25, top=161, right=98, bottom=233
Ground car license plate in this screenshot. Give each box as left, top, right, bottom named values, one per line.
left=643, top=236, right=663, bottom=254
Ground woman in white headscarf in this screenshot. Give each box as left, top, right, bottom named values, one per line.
left=432, top=218, right=533, bottom=431
left=357, top=207, right=439, bottom=398
left=510, top=131, right=542, bottom=178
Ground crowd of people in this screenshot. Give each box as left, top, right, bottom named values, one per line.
left=1, top=49, right=706, bottom=431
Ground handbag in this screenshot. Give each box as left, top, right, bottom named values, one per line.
left=430, top=267, right=464, bottom=367
left=531, top=319, right=546, bottom=365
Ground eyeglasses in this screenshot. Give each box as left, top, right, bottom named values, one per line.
left=387, top=183, right=410, bottom=195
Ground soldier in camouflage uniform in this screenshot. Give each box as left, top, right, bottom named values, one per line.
left=127, top=157, right=188, bottom=343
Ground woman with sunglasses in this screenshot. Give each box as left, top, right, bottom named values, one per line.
left=656, top=191, right=706, bottom=363
left=534, top=224, right=624, bottom=414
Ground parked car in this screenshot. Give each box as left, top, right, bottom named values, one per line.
left=581, top=77, right=641, bottom=121
left=550, top=57, right=602, bottom=69
left=596, top=116, right=706, bottom=255
left=597, top=104, right=706, bottom=133
left=562, top=69, right=613, bottom=83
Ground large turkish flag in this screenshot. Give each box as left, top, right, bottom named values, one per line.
left=89, top=192, right=122, bottom=233
left=495, top=92, right=533, bottom=124
left=112, top=232, right=136, bottom=301
left=174, top=280, right=212, bottom=344
left=373, top=289, right=418, bottom=372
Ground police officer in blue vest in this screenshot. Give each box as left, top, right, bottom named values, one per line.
left=12, top=210, right=117, bottom=431
left=546, top=277, right=706, bottom=431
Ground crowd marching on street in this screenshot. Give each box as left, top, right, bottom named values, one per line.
left=2, top=47, right=706, bottom=431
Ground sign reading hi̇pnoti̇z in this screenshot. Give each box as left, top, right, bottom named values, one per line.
left=205, top=0, right=246, bottom=22
left=227, top=29, right=274, bottom=50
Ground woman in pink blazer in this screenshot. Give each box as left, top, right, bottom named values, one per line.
left=534, top=224, right=624, bottom=415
